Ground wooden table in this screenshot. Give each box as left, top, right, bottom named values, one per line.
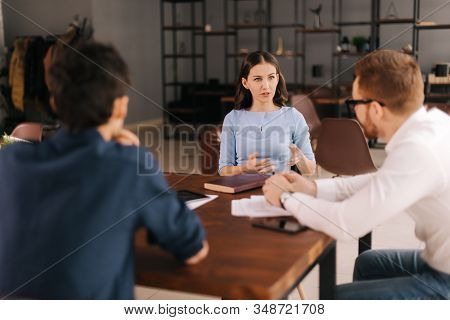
left=135, top=173, right=336, bottom=299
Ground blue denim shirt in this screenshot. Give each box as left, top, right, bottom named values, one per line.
left=0, top=128, right=204, bottom=299
left=219, top=106, right=315, bottom=173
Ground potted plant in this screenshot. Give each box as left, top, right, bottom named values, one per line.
left=352, top=36, right=369, bottom=53
left=341, top=36, right=350, bottom=52
left=0, top=133, right=15, bottom=149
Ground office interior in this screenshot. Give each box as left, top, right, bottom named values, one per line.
left=0, top=0, right=449, bottom=300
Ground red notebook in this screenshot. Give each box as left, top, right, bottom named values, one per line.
left=203, top=174, right=268, bottom=194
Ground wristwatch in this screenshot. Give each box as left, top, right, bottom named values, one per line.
left=280, top=192, right=292, bottom=210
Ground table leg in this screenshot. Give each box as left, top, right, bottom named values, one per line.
left=319, top=241, right=336, bottom=300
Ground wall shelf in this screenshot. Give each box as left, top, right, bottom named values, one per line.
left=271, top=52, right=304, bottom=58
left=333, top=52, right=367, bottom=57
left=163, top=0, right=203, bottom=3
left=164, top=82, right=198, bottom=87
left=415, top=24, right=450, bottom=30
left=194, top=31, right=237, bottom=36
left=227, top=23, right=304, bottom=29
left=163, top=54, right=206, bottom=58
left=376, top=18, right=415, bottom=24
left=296, top=28, right=340, bottom=34
left=335, top=21, right=371, bottom=26
left=163, top=25, right=203, bottom=30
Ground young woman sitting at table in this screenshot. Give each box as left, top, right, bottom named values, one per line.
left=218, top=51, right=316, bottom=176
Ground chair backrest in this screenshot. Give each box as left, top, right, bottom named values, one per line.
left=426, top=103, right=450, bottom=115
left=291, top=94, right=321, bottom=139
left=10, top=122, right=43, bottom=142
left=199, top=125, right=221, bottom=175
left=307, top=86, right=335, bottom=99
left=315, top=118, right=376, bottom=176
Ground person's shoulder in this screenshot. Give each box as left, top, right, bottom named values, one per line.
left=405, top=109, right=449, bottom=142
left=283, top=105, right=303, bottom=116
left=0, top=141, right=37, bottom=159
left=107, top=143, right=147, bottom=160
left=281, top=106, right=306, bottom=123
left=415, top=109, right=450, bottom=150
left=223, top=109, right=242, bottom=125
left=427, top=107, right=450, bottom=126
left=102, top=143, right=159, bottom=174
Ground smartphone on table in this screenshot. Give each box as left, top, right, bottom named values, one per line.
left=251, top=216, right=306, bottom=234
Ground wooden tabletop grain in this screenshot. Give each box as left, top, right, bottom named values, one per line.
left=135, top=173, right=335, bottom=299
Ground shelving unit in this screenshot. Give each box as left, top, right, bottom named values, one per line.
left=297, top=26, right=340, bottom=89
left=413, top=2, right=450, bottom=103
left=372, top=0, right=450, bottom=103
left=332, top=0, right=424, bottom=97
left=225, top=0, right=305, bottom=86
left=160, top=0, right=207, bottom=125
left=332, top=0, right=373, bottom=98
left=160, top=0, right=449, bottom=126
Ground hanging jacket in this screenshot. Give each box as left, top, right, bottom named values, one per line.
left=8, top=38, right=27, bottom=111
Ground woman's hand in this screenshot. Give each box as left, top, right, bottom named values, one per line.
left=287, top=144, right=316, bottom=175
left=288, top=144, right=304, bottom=166
left=242, top=153, right=274, bottom=174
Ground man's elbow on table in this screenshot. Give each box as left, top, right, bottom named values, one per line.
left=184, top=240, right=209, bottom=265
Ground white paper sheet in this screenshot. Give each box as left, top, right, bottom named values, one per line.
left=186, top=195, right=218, bottom=210
left=231, top=196, right=291, bottom=218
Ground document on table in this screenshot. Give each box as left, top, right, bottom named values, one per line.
left=186, top=195, right=218, bottom=210
left=231, top=196, right=292, bottom=218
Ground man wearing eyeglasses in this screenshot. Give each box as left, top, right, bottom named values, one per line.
left=263, top=50, right=450, bottom=299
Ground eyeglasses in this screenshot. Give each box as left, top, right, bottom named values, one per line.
left=345, top=98, right=385, bottom=110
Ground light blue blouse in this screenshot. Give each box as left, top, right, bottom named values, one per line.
left=218, top=106, right=315, bottom=173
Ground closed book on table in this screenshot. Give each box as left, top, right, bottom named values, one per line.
left=204, top=174, right=268, bottom=194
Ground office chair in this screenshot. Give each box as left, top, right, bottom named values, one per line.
left=11, top=122, right=43, bottom=142
left=315, top=118, right=377, bottom=254
left=199, top=125, right=221, bottom=175
left=291, top=94, right=322, bottom=145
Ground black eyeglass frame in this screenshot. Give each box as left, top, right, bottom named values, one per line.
left=345, top=98, right=386, bottom=109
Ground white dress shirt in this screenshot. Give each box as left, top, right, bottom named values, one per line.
left=284, top=107, right=450, bottom=274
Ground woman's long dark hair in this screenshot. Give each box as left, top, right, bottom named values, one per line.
left=234, top=51, right=288, bottom=110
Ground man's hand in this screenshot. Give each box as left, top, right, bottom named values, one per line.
left=184, top=240, right=209, bottom=265
left=263, top=174, right=293, bottom=207
left=113, top=129, right=140, bottom=146
left=281, top=171, right=317, bottom=197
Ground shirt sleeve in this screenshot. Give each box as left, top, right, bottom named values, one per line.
left=283, top=142, right=442, bottom=241
left=315, top=173, right=375, bottom=201
left=291, top=108, right=315, bottom=161
left=218, top=112, right=237, bottom=174
left=137, top=150, right=206, bottom=261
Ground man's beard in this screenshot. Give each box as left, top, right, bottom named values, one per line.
left=357, top=108, right=379, bottom=140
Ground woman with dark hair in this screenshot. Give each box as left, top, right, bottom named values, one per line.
left=218, top=51, right=316, bottom=176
